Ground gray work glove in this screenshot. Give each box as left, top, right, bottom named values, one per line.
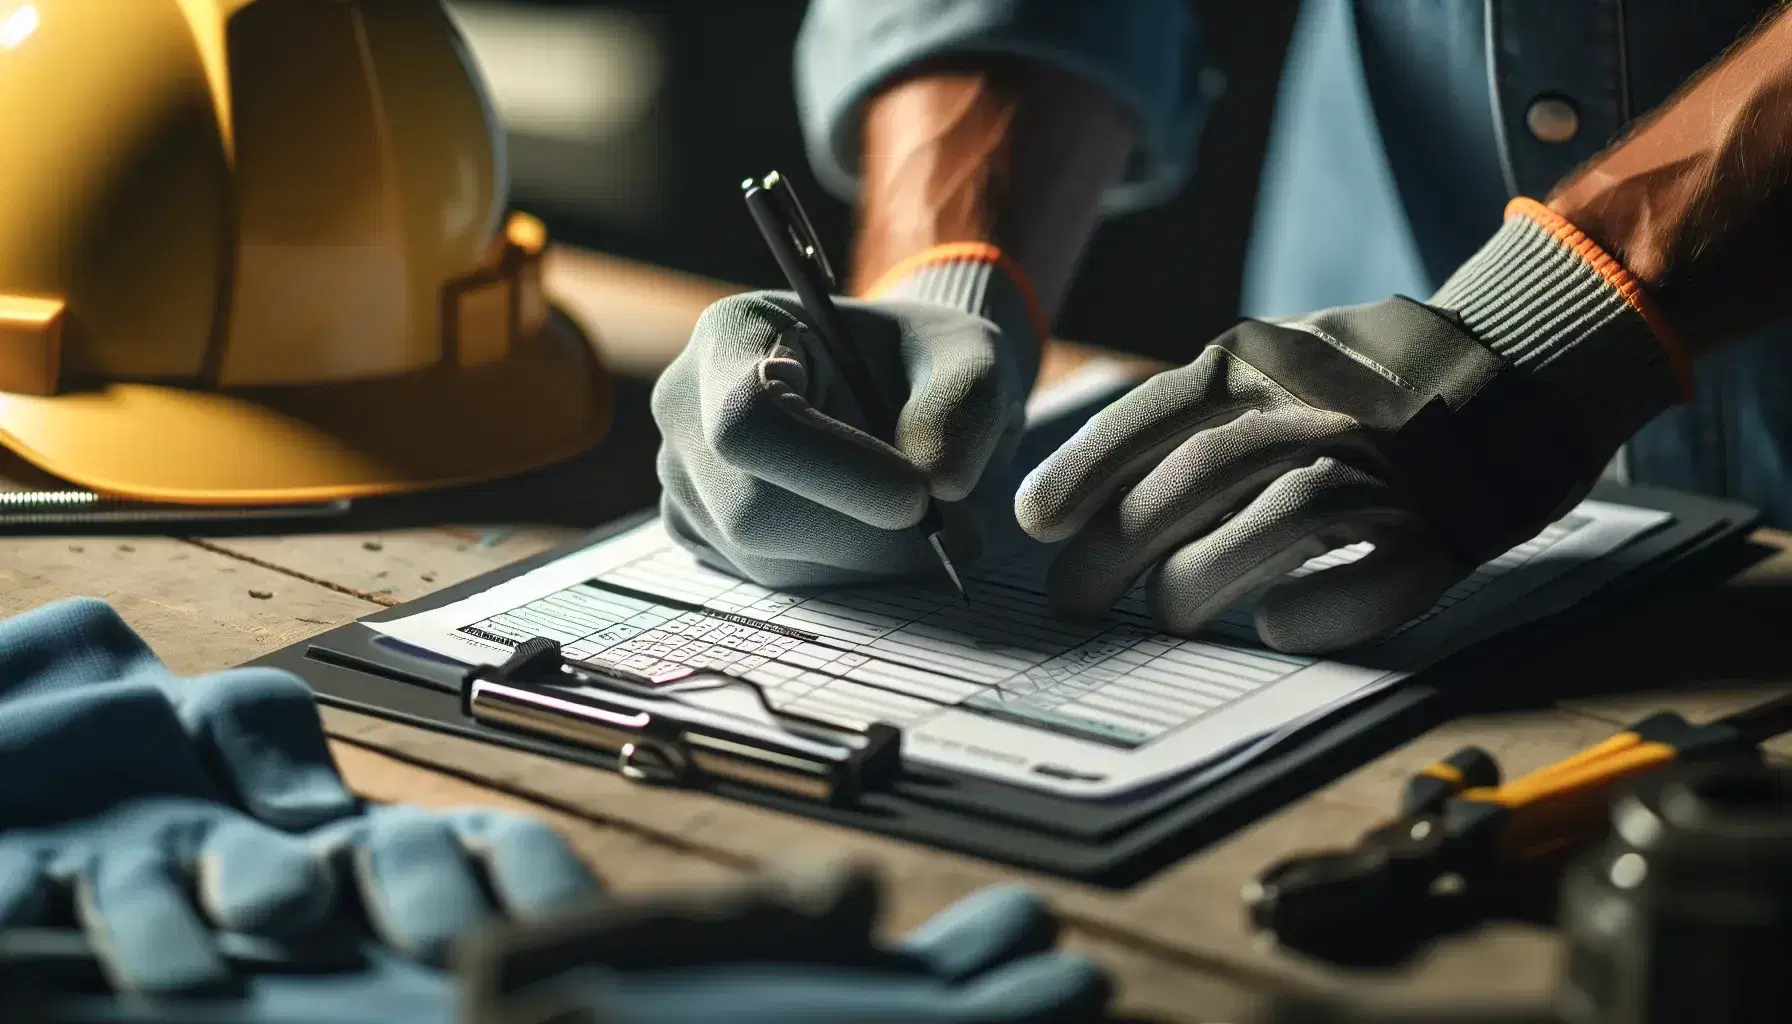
left=1016, top=203, right=1690, bottom=653
left=654, top=252, right=1042, bottom=589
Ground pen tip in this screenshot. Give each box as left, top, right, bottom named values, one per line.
left=927, top=532, right=969, bottom=604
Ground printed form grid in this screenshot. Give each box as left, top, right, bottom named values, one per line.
left=460, top=516, right=1586, bottom=750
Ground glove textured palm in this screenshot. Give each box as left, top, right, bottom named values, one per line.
left=1018, top=273, right=1678, bottom=654
left=654, top=290, right=1032, bottom=589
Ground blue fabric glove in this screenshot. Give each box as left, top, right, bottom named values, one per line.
left=471, top=875, right=1111, bottom=1023
left=0, top=598, right=600, bottom=1017
left=0, top=596, right=365, bottom=834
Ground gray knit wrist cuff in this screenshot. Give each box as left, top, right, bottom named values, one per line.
left=874, top=256, right=1045, bottom=390
left=1429, top=211, right=1681, bottom=466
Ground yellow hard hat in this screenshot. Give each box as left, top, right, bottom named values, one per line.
left=0, top=0, right=611, bottom=504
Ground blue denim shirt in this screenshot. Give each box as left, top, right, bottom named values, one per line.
left=795, top=0, right=1792, bottom=526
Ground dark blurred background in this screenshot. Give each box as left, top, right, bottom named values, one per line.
left=449, top=0, right=1302, bottom=362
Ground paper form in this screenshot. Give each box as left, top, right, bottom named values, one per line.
left=371, top=499, right=1669, bottom=799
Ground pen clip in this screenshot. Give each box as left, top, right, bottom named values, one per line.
left=755, top=170, right=836, bottom=290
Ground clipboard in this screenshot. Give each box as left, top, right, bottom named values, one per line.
left=249, top=482, right=1760, bottom=886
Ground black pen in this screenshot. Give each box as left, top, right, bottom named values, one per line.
left=741, top=170, right=968, bottom=601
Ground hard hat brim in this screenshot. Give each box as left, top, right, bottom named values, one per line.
left=0, top=312, right=612, bottom=505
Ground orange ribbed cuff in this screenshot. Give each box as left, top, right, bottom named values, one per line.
left=856, top=242, right=1051, bottom=344
left=1505, top=197, right=1694, bottom=403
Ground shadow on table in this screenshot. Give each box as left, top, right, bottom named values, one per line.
left=1453, top=534, right=1792, bottom=715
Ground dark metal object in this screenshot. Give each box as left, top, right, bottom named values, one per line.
left=456, top=864, right=913, bottom=1024
left=1245, top=691, right=1792, bottom=966
left=0, top=489, right=352, bottom=530
left=1554, top=762, right=1792, bottom=1024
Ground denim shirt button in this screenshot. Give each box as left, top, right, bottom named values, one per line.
left=1525, top=96, right=1581, bottom=144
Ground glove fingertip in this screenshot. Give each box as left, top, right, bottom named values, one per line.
left=197, top=824, right=337, bottom=937
left=454, top=813, right=605, bottom=917
left=1252, top=531, right=1463, bottom=654
left=898, top=397, right=1015, bottom=507
left=179, top=668, right=359, bottom=831
left=1013, top=469, right=1082, bottom=545
left=948, top=952, right=1114, bottom=1023
left=0, top=598, right=163, bottom=712
left=1043, top=554, right=1126, bottom=624
left=0, top=847, right=47, bottom=925
left=77, top=853, right=235, bottom=997
left=897, top=885, right=1058, bottom=980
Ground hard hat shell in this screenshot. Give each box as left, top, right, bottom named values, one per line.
left=0, top=0, right=611, bottom=503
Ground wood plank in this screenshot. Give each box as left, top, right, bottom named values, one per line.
left=0, top=536, right=373, bottom=674
left=544, top=246, right=738, bottom=380
left=206, top=527, right=577, bottom=607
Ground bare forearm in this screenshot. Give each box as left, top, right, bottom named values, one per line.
left=849, top=58, right=1135, bottom=324
left=1548, top=6, right=1792, bottom=357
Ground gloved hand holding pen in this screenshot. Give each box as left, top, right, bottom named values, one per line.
left=653, top=244, right=1043, bottom=591
left=653, top=64, right=1133, bottom=591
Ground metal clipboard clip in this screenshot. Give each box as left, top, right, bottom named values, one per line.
left=460, top=637, right=903, bottom=805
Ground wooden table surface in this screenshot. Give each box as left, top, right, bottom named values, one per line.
left=7, top=246, right=1792, bottom=1022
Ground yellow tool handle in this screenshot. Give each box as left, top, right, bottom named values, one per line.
left=1454, top=731, right=1680, bottom=860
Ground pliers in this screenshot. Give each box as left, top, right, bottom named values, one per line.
left=1243, top=691, right=1792, bottom=965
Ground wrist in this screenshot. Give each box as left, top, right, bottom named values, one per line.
left=1428, top=197, right=1693, bottom=464
left=858, top=242, right=1048, bottom=388
left=847, top=62, right=1133, bottom=320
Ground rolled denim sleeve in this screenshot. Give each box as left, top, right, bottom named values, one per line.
left=795, top=0, right=1209, bottom=216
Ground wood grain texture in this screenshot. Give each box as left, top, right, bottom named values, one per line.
left=203, top=528, right=577, bottom=607
left=0, top=536, right=372, bottom=674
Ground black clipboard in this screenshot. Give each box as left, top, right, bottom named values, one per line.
left=249, top=482, right=1758, bottom=886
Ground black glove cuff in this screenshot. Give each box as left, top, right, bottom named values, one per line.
left=1212, top=299, right=1593, bottom=563
left=1430, top=207, right=1682, bottom=463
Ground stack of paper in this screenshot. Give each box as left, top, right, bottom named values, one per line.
left=371, top=497, right=1667, bottom=801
